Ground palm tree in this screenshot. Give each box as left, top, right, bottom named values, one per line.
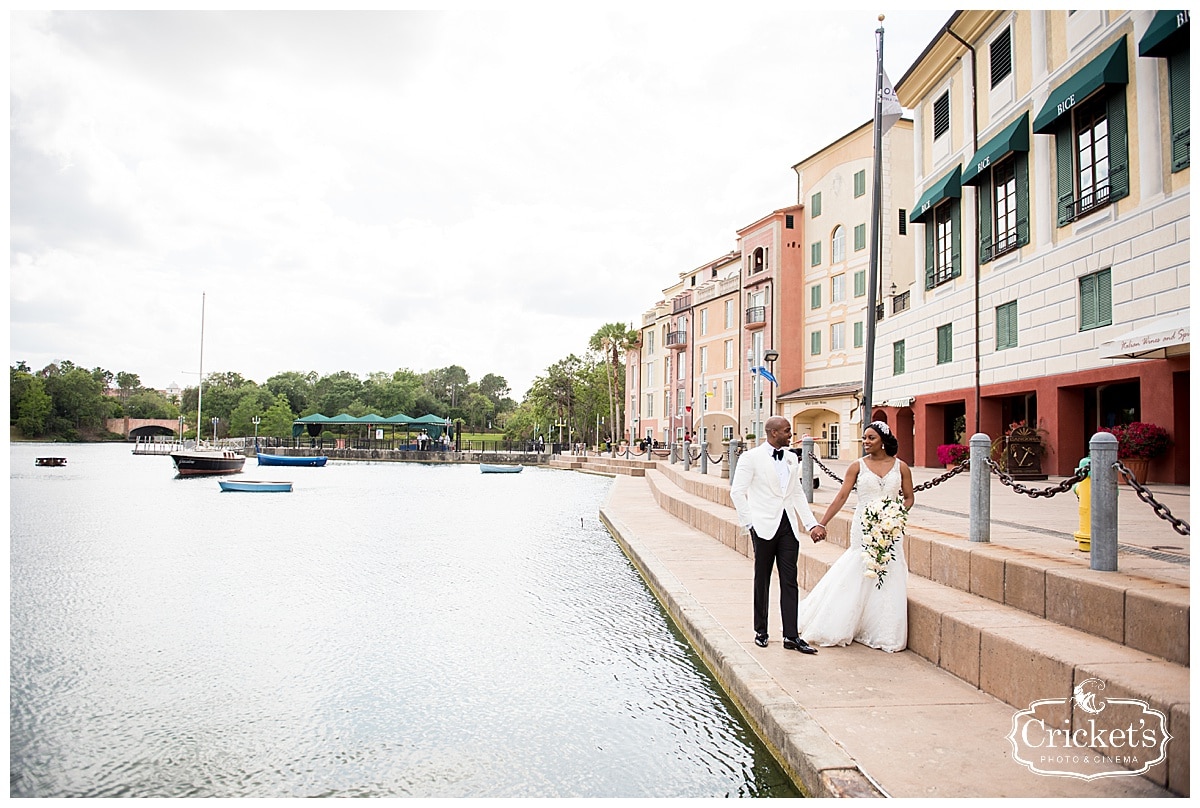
left=588, top=322, right=639, bottom=448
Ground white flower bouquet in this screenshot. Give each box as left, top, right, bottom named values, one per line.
left=859, top=497, right=908, bottom=589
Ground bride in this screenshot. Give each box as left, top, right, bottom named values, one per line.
left=799, top=421, right=915, bottom=652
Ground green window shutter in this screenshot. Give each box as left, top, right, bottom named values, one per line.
left=977, top=174, right=994, bottom=265
left=1055, top=118, right=1076, bottom=226
left=1107, top=90, right=1130, bottom=202
left=1169, top=49, right=1190, bottom=171
left=1080, top=274, right=1097, bottom=330
left=950, top=200, right=962, bottom=280
left=854, top=270, right=866, bottom=297
left=1079, top=269, right=1113, bottom=331
left=812, top=192, right=822, bottom=217
left=811, top=331, right=822, bottom=355
left=854, top=320, right=864, bottom=348
left=1097, top=268, right=1112, bottom=326
left=811, top=241, right=822, bottom=266
left=811, top=284, right=821, bottom=309
left=854, top=223, right=866, bottom=251
left=937, top=324, right=953, bottom=364
left=854, top=170, right=866, bottom=197
left=893, top=341, right=905, bottom=374
left=996, top=301, right=1017, bottom=349
left=1015, top=151, right=1031, bottom=247
left=924, top=220, right=936, bottom=289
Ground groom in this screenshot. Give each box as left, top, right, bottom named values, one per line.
left=730, top=417, right=821, bottom=654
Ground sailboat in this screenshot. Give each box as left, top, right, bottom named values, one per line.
left=170, top=293, right=246, bottom=477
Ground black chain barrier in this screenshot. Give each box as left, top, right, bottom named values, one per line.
left=1114, top=460, right=1191, bottom=536
left=912, top=457, right=971, bottom=492
left=810, top=454, right=844, bottom=485
left=985, top=458, right=1088, bottom=497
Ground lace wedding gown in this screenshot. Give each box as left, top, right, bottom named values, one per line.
left=796, top=457, right=908, bottom=652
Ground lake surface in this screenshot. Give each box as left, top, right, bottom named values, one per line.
left=10, top=443, right=798, bottom=798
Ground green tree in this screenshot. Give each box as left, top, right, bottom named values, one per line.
left=229, top=393, right=266, bottom=438
left=116, top=371, right=141, bottom=402
left=124, top=390, right=179, bottom=419
left=260, top=394, right=296, bottom=438
left=15, top=374, right=53, bottom=436
left=312, top=371, right=364, bottom=415
left=264, top=370, right=316, bottom=415
left=42, top=364, right=107, bottom=433
left=423, top=365, right=470, bottom=410
left=462, top=391, right=496, bottom=431
left=589, top=322, right=639, bottom=445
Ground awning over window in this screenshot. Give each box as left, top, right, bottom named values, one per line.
left=909, top=165, right=961, bottom=223
left=961, top=112, right=1030, bottom=185
left=1098, top=312, right=1191, bottom=359
left=1139, top=10, right=1190, bottom=58
left=1033, top=36, right=1128, bottom=134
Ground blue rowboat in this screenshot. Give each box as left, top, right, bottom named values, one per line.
left=257, top=453, right=327, bottom=467
left=480, top=464, right=523, bottom=474
left=219, top=480, right=293, bottom=493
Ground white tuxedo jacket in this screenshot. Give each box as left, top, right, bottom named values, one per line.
left=730, top=442, right=819, bottom=540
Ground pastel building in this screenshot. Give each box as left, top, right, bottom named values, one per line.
left=876, top=10, right=1189, bottom=483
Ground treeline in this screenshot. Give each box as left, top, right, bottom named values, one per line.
left=9, top=361, right=517, bottom=442
left=10, top=321, right=641, bottom=445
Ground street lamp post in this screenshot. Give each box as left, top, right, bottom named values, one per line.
left=251, top=416, right=261, bottom=449
left=211, top=417, right=219, bottom=443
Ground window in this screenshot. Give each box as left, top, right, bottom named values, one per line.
left=831, top=274, right=845, bottom=303
left=831, top=322, right=845, bottom=351
left=677, top=352, right=686, bottom=380
left=893, top=340, right=906, bottom=374
left=811, top=331, right=822, bottom=355
left=785, top=213, right=795, bottom=229
left=1079, top=268, right=1113, bottom=331
left=646, top=331, right=655, bottom=354
left=663, top=355, right=670, bottom=384
left=676, top=390, right=684, bottom=416
left=810, top=284, right=822, bottom=309
left=977, top=151, right=1030, bottom=264
left=853, top=320, right=864, bottom=348
left=854, top=169, right=866, bottom=197
left=1076, top=96, right=1110, bottom=213
left=811, top=241, right=822, bottom=267
left=811, top=192, right=822, bottom=217
left=645, top=392, right=654, bottom=417
left=751, top=246, right=768, bottom=273
left=723, top=424, right=734, bottom=441
left=1168, top=48, right=1190, bottom=171
left=724, top=299, right=735, bottom=329
left=990, top=27, right=1012, bottom=88
left=699, top=309, right=707, bottom=336
left=853, top=270, right=866, bottom=297
left=699, top=346, right=708, bottom=373
left=832, top=226, right=845, bottom=262
left=898, top=209, right=907, bottom=235
left=724, top=339, right=733, bottom=369
left=995, top=301, right=1018, bottom=350
left=723, top=380, right=733, bottom=410
left=854, top=223, right=866, bottom=251
left=1053, top=86, right=1129, bottom=226
left=933, top=91, right=951, bottom=140
left=926, top=200, right=960, bottom=288
left=936, top=324, right=953, bottom=364
left=664, top=392, right=670, bottom=418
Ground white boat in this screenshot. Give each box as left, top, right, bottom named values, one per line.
left=219, top=480, right=292, bottom=493
left=480, top=464, right=523, bottom=473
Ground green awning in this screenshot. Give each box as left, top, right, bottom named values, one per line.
left=909, top=165, right=962, bottom=223
left=1139, top=10, right=1189, bottom=58
left=293, top=414, right=331, bottom=423
left=1033, top=36, right=1128, bottom=134
left=961, top=112, right=1030, bottom=185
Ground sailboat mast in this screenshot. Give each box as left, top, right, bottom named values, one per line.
left=197, top=292, right=205, bottom=445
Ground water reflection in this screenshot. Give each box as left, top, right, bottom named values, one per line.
left=11, top=444, right=797, bottom=797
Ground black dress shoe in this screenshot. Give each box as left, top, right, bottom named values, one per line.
left=754, top=633, right=768, bottom=648
left=783, top=637, right=818, bottom=654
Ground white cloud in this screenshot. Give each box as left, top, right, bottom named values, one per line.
left=10, top=7, right=952, bottom=397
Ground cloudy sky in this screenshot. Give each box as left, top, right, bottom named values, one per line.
left=10, top=7, right=952, bottom=398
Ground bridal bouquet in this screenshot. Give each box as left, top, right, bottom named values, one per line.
left=860, top=498, right=908, bottom=589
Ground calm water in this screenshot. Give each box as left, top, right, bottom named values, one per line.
left=10, top=443, right=797, bottom=798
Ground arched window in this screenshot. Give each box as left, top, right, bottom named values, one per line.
left=752, top=246, right=768, bottom=273
left=832, top=226, right=846, bottom=263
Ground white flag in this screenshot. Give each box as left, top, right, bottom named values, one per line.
left=879, top=70, right=902, bottom=135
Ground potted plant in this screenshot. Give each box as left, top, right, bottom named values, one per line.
left=1101, top=422, right=1170, bottom=484
left=937, top=443, right=969, bottom=468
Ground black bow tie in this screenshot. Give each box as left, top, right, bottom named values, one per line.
left=772, top=448, right=785, bottom=461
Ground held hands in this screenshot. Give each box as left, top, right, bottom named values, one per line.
left=808, top=525, right=827, bottom=543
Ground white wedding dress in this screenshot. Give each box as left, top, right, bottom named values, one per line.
left=797, top=457, right=908, bottom=652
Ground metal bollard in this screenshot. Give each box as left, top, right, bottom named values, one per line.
left=683, top=440, right=691, bottom=472
left=969, top=433, right=991, bottom=542
left=699, top=442, right=707, bottom=474
left=1089, top=431, right=1119, bottom=571
left=670, top=441, right=677, bottom=464
left=801, top=436, right=815, bottom=504
left=728, top=438, right=739, bottom=483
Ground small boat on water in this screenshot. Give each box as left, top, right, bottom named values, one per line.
left=480, top=464, right=523, bottom=473
left=219, top=480, right=293, bottom=493
left=257, top=453, right=327, bottom=467
left=35, top=457, right=67, bottom=467
left=172, top=448, right=246, bottom=476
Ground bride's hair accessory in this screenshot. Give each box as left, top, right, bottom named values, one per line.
left=869, top=421, right=891, bottom=436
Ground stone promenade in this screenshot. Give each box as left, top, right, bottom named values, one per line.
left=556, top=452, right=1190, bottom=798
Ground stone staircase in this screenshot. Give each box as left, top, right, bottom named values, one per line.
left=547, top=454, right=655, bottom=477
left=576, top=457, right=1190, bottom=795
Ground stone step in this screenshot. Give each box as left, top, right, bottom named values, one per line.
left=639, top=468, right=1189, bottom=794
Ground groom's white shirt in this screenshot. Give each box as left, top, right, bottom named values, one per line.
left=730, top=442, right=819, bottom=539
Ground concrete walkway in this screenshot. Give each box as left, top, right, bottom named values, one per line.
left=592, top=454, right=1186, bottom=798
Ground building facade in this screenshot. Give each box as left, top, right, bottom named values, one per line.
left=879, top=10, right=1189, bottom=483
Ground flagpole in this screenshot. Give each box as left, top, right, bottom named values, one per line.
left=862, top=17, right=886, bottom=430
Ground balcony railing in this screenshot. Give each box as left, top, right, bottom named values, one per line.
left=666, top=330, right=687, bottom=349
left=892, top=291, right=910, bottom=314
left=744, top=306, right=766, bottom=329
left=672, top=294, right=692, bottom=313
left=1060, top=183, right=1111, bottom=224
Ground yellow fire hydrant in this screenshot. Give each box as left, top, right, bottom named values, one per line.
left=1073, top=457, right=1091, bottom=552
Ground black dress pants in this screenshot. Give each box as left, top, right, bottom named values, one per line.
left=752, top=514, right=800, bottom=638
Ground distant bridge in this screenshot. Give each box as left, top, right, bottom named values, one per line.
left=107, top=417, right=181, bottom=439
